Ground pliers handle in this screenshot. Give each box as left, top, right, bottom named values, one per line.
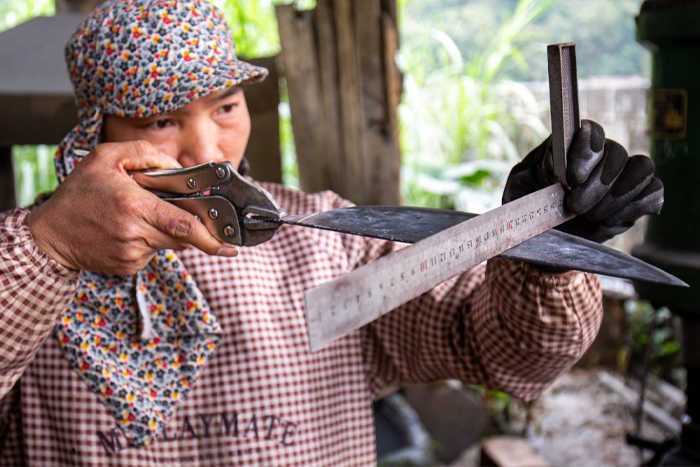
left=131, top=161, right=286, bottom=246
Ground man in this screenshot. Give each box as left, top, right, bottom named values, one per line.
left=0, top=0, right=662, bottom=465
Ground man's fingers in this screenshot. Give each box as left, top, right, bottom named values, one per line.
left=586, top=155, right=656, bottom=222
left=602, top=177, right=664, bottom=227
left=567, top=119, right=606, bottom=186
left=567, top=139, right=628, bottom=215
left=143, top=198, right=238, bottom=257
left=96, top=140, right=182, bottom=173
left=503, top=137, right=552, bottom=204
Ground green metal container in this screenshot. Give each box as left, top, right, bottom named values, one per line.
left=634, top=0, right=700, bottom=310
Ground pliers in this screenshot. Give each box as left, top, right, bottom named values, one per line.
left=132, top=161, right=286, bottom=246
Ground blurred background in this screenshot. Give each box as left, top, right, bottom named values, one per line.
left=0, top=0, right=688, bottom=465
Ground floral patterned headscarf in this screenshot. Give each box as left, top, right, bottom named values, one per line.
left=53, top=0, right=267, bottom=447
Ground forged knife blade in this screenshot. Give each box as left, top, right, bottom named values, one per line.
left=275, top=206, right=685, bottom=288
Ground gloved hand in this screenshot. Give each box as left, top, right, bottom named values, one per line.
left=503, top=120, right=664, bottom=243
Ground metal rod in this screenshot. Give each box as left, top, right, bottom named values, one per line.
left=547, top=42, right=581, bottom=188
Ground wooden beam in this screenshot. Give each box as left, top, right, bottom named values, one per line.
left=333, top=0, right=366, bottom=202
left=278, top=0, right=401, bottom=205
left=0, top=147, right=16, bottom=211
left=381, top=11, right=402, bottom=205
left=243, top=56, right=282, bottom=184
left=354, top=0, right=385, bottom=204
left=0, top=95, right=78, bottom=146
left=313, top=0, right=343, bottom=192
left=276, top=5, right=328, bottom=193
left=480, top=436, right=550, bottom=467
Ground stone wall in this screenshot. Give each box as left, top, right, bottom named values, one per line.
left=526, top=76, right=652, bottom=254
left=527, top=75, right=650, bottom=155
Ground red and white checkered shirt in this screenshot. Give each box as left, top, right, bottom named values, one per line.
left=0, top=182, right=602, bottom=466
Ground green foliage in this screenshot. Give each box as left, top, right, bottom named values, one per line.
left=398, top=0, right=555, bottom=211
left=468, top=385, right=536, bottom=436
left=403, top=0, right=649, bottom=82
left=213, top=0, right=281, bottom=58
left=0, top=0, right=53, bottom=32
left=619, top=299, right=683, bottom=387
left=623, top=300, right=680, bottom=360
left=13, top=146, right=59, bottom=207
left=523, top=0, right=649, bottom=80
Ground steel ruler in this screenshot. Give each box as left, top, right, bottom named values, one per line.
left=304, top=184, right=574, bottom=351
left=304, top=43, right=581, bottom=352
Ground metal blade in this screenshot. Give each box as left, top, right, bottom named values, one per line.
left=276, top=206, right=685, bottom=287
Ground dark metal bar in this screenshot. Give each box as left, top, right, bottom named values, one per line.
left=548, top=42, right=581, bottom=187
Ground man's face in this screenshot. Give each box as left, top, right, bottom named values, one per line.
left=102, top=86, right=251, bottom=169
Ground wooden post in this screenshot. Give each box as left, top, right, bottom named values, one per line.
left=242, top=56, right=283, bottom=184
left=0, top=147, right=16, bottom=211
left=276, top=7, right=329, bottom=193
left=276, top=0, right=402, bottom=205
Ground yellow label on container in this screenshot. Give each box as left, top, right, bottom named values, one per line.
left=652, top=89, right=687, bottom=140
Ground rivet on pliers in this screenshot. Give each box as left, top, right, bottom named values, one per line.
left=224, top=225, right=235, bottom=238
left=209, top=208, right=219, bottom=220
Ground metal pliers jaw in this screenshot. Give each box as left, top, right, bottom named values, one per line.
left=131, top=161, right=286, bottom=246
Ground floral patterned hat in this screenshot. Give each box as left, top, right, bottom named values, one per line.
left=53, top=0, right=266, bottom=448
left=56, top=0, right=267, bottom=179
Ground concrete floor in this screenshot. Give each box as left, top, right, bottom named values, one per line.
left=449, top=369, right=675, bottom=466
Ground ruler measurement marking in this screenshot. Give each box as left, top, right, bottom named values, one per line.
left=305, top=185, right=572, bottom=351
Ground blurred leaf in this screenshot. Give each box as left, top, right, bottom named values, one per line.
left=662, top=341, right=680, bottom=356
left=459, top=169, right=491, bottom=186
left=0, top=0, right=54, bottom=32
left=12, top=145, right=59, bottom=206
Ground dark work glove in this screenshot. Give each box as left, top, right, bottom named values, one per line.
left=503, top=120, right=664, bottom=243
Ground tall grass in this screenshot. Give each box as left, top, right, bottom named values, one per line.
left=398, top=0, right=559, bottom=212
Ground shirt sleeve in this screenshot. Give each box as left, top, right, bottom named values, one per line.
left=355, top=239, right=602, bottom=401
left=0, top=208, right=79, bottom=399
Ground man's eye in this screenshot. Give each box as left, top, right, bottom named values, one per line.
left=148, top=119, right=171, bottom=129
left=218, top=104, right=237, bottom=114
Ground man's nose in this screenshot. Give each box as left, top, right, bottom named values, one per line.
left=177, top=119, right=223, bottom=166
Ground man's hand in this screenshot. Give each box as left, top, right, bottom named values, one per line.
left=25, top=141, right=239, bottom=275
left=503, top=120, right=664, bottom=243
